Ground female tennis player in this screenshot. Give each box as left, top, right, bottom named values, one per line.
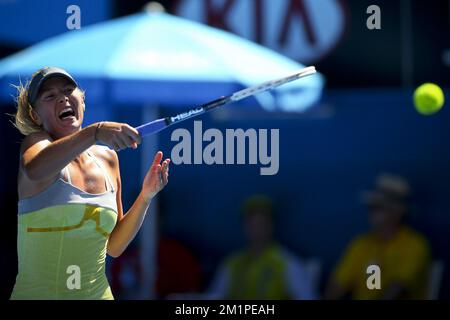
left=10, top=67, right=170, bottom=300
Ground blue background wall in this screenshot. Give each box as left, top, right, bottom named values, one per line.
left=109, top=89, right=450, bottom=296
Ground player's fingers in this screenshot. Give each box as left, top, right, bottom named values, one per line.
left=162, top=159, right=170, bottom=173
left=162, top=171, right=168, bottom=185
left=151, top=151, right=163, bottom=169
left=114, top=137, right=127, bottom=151
left=160, top=165, right=168, bottom=184
left=123, top=125, right=142, bottom=144
left=155, top=164, right=162, bottom=175
left=119, top=133, right=136, bottom=149
left=111, top=142, right=122, bottom=151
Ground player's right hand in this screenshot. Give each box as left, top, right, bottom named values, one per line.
left=94, top=121, right=142, bottom=151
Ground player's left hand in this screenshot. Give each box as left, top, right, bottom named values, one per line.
left=141, top=151, right=170, bottom=201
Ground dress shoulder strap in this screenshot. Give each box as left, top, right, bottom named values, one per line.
left=60, top=165, right=72, bottom=184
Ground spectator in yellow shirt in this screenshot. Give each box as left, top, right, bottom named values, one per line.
left=325, top=174, right=431, bottom=300
left=167, top=195, right=318, bottom=300
left=207, top=195, right=317, bottom=300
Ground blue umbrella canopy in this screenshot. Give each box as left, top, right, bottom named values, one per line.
left=0, top=11, right=324, bottom=111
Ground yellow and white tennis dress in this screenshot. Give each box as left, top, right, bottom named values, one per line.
left=11, top=150, right=118, bottom=300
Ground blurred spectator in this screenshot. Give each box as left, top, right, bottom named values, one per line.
left=155, top=235, right=203, bottom=299
left=205, top=195, right=317, bottom=300
left=325, top=174, right=431, bottom=300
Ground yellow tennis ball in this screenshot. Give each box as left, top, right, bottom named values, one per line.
left=413, top=83, right=445, bottom=115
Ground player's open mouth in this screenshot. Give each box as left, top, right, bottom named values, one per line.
left=58, top=107, right=76, bottom=120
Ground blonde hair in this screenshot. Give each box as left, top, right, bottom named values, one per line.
left=12, top=82, right=41, bottom=136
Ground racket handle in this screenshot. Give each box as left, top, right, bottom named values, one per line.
left=136, top=118, right=168, bottom=137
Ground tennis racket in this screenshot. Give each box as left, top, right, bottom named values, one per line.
left=136, top=66, right=317, bottom=137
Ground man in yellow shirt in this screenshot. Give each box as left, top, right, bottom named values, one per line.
left=325, top=174, right=431, bottom=300
left=207, top=195, right=317, bottom=300
left=168, top=195, right=317, bottom=300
